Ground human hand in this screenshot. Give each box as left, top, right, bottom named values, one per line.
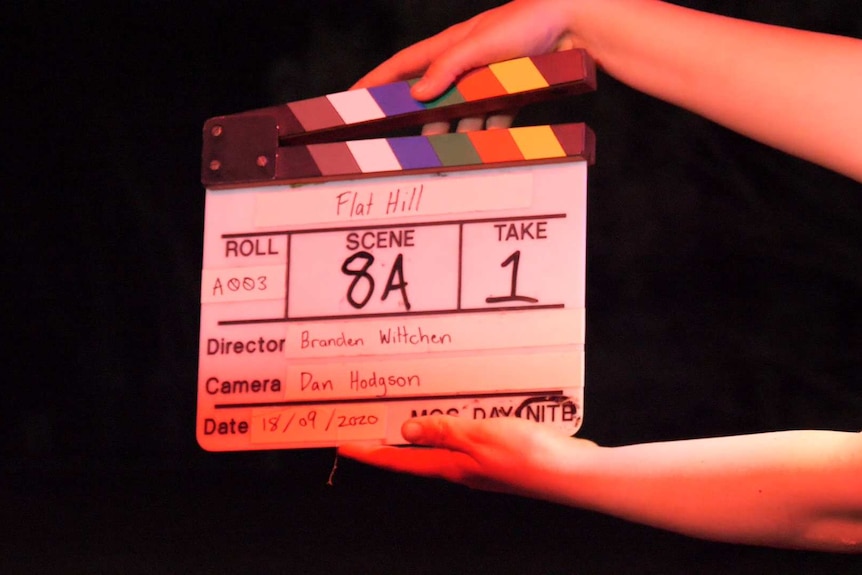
left=338, top=415, right=597, bottom=500
left=352, top=0, right=583, bottom=134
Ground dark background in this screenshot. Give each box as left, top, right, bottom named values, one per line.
left=5, top=1, right=861, bottom=572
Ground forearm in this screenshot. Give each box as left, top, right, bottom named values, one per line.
left=566, top=0, right=862, bottom=181
left=555, top=430, right=862, bottom=552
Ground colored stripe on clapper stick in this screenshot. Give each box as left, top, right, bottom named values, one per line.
left=278, top=50, right=595, bottom=141
left=275, top=123, right=594, bottom=181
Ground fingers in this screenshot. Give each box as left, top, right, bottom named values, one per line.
left=334, top=416, right=478, bottom=459
left=420, top=117, right=486, bottom=137
left=412, top=2, right=574, bottom=100
left=420, top=112, right=517, bottom=136
left=456, top=111, right=516, bottom=133
left=402, top=19, right=491, bottom=100
left=352, top=19, right=477, bottom=91
left=337, top=442, right=479, bottom=482
left=352, top=44, right=432, bottom=89
left=337, top=416, right=583, bottom=493
left=337, top=416, right=484, bottom=483
left=484, top=111, right=516, bottom=130
left=353, top=0, right=581, bottom=102
left=353, top=9, right=519, bottom=101
left=421, top=121, right=452, bottom=136
left=412, top=34, right=503, bottom=101
left=456, top=117, right=486, bottom=133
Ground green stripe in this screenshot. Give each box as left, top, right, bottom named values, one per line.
left=428, top=133, right=482, bottom=166
left=420, top=83, right=466, bottom=109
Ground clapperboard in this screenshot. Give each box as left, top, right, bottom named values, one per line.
left=197, top=49, right=596, bottom=450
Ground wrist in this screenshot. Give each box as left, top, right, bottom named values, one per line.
left=534, top=436, right=607, bottom=507
left=562, top=0, right=659, bottom=67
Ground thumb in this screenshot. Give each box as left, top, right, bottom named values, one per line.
left=401, top=419, right=426, bottom=443
left=400, top=415, right=471, bottom=451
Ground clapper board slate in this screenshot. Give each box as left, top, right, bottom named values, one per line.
left=198, top=49, right=596, bottom=450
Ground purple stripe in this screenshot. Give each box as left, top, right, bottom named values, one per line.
left=388, top=136, right=441, bottom=170
left=368, top=82, right=424, bottom=116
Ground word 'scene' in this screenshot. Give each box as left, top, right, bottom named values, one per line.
left=345, top=229, right=415, bottom=250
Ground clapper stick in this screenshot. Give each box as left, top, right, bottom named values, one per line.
left=202, top=49, right=595, bottom=187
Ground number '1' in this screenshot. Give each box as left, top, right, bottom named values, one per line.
left=485, top=250, right=538, bottom=304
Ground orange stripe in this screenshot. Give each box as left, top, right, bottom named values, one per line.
left=467, top=130, right=525, bottom=163
left=457, top=67, right=507, bottom=101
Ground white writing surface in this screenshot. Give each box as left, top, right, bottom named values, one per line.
left=197, top=163, right=587, bottom=450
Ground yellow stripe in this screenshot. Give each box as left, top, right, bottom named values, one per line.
left=510, top=126, right=565, bottom=160
left=489, top=58, right=549, bottom=93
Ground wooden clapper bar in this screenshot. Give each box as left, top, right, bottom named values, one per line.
left=198, top=49, right=596, bottom=451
